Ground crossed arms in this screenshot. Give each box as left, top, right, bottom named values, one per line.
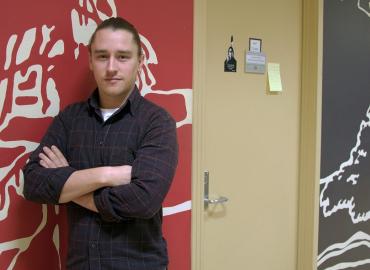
left=38, top=145, right=132, bottom=212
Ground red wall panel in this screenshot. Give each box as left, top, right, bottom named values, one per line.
left=0, top=1, right=192, bottom=269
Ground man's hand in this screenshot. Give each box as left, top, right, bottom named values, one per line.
left=39, top=145, right=69, bottom=168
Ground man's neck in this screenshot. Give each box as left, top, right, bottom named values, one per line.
left=99, top=88, right=134, bottom=109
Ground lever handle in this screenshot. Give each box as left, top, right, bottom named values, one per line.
left=204, top=171, right=229, bottom=209
left=204, top=196, right=229, bottom=205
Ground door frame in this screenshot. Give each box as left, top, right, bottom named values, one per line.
left=191, top=0, right=207, bottom=269
left=297, top=0, right=323, bottom=269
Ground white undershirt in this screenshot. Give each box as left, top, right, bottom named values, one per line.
left=100, top=107, right=119, bottom=122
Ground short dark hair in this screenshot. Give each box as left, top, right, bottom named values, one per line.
left=88, top=17, right=142, bottom=57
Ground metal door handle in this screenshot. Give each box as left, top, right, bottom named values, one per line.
left=204, top=171, right=229, bottom=209
left=204, top=196, right=229, bottom=204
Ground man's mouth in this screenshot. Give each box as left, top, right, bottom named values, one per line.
left=105, top=78, right=121, bottom=81
left=104, top=78, right=123, bottom=85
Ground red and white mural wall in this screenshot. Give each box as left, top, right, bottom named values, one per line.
left=0, top=1, right=192, bottom=269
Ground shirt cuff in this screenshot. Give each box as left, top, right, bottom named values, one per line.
left=93, top=188, right=133, bottom=223
left=52, top=166, right=77, bottom=204
left=93, top=188, right=121, bottom=222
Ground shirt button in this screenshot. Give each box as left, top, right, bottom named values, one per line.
left=91, top=243, right=96, bottom=248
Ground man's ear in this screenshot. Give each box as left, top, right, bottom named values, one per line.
left=88, top=51, right=93, bottom=71
left=138, top=53, right=144, bottom=72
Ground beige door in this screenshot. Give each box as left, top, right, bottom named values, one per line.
left=192, top=0, right=303, bottom=269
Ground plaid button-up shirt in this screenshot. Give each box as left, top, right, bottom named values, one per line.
left=23, top=87, right=178, bottom=270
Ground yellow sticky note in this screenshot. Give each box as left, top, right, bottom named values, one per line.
left=268, top=63, right=283, bottom=92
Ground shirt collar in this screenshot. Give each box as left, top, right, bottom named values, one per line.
left=88, top=86, right=141, bottom=118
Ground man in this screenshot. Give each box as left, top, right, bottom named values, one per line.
left=23, top=17, right=178, bottom=270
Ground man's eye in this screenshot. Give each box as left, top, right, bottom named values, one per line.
left=118, top=55, right=127, bottom=60
left=97, top=55, right=108, bottom=60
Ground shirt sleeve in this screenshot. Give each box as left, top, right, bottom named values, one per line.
left=22, top=110, right=77, bottom=204
left=93, top=109, right=178, bottom=222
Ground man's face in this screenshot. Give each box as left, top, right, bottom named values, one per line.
left=89, top=28, right=143, bottom=108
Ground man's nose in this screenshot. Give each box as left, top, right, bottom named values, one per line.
left=107, top=57, right=117, bottom=72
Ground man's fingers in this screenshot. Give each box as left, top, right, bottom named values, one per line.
left=39, top=152, right=56, bottom=168
left=39, top=159, right=50, bottom=168
left=51, top=145, right=69, bottom=166
left=39, top=145, right=69, bottom=168
left=43, top=146, right=57, bottom=162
